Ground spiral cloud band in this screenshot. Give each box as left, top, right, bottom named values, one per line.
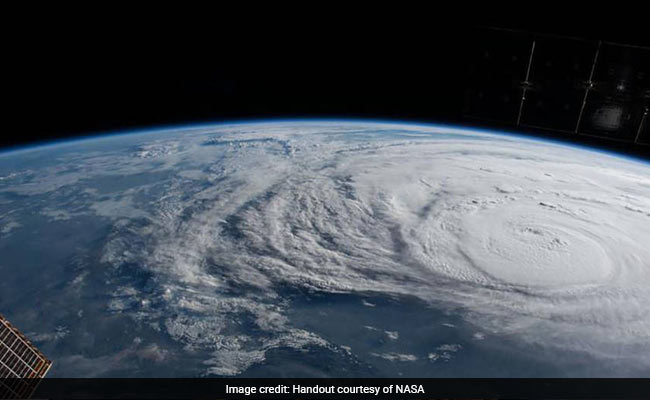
left=2, top=121, right=649, bottom=376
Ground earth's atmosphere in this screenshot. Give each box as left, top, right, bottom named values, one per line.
left=0, top=121, right=649, bottom=377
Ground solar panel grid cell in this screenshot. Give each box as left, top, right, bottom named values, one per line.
left=0, top=313, right=51, bottom=398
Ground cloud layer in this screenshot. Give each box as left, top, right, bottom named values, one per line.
left=2, top=122, right=650, bottom=375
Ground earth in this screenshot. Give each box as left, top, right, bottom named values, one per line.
left=1, top=121, right=649, bottom=377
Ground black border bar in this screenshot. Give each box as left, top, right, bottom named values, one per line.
left=1, top=378, right=646, bottom=399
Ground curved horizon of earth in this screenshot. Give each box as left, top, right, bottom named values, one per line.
left=0, top=120, right=649, bottom=377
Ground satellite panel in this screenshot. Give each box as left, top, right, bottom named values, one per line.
left=464, top=29, right=533, bottom=123
left=465, top=27, right=649, bottom=146
left=0, top=314, right=52, bottom=399
left=519, top=37, right=598, bottom=132
left=637, top=105, right=650, bottom=144
left=576, top=43, right=650, bottom=141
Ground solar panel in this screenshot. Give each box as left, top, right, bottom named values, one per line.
left=464, top=29, right=533, bottom=124
left=465, top=27, right=650, bottom=147
left=0, top=313, right=52, bottom=399
left=636, top=103, right=650, bottom=144
left=519, top=36, right=598, bottom=132
left=579, top=42, right=650, bottom=141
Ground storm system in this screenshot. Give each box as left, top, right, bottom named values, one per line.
left=1, top=121, right=649, bottom=377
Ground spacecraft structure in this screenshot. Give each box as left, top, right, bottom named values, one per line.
left=0, top=313, right=52, bottom=399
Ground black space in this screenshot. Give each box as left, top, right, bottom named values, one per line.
left=4, top=12, right=649, bottom=158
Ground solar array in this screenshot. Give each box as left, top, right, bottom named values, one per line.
left=0, top=313, right=52, bottom=399
left=465, top=27, right=649, bottom=145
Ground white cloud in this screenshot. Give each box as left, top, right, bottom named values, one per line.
left=3, top=121, right=650, bottom=376
left=370, top=352, right=418, bottom=362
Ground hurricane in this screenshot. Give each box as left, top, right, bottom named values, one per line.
left=1, top=121, right=649, bottom=377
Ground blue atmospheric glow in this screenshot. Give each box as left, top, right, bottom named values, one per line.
left=1, top=118, right=647, bottom=166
